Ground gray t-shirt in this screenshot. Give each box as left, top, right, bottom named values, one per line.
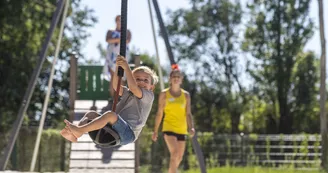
left=116, top=86, right=154, bottom=139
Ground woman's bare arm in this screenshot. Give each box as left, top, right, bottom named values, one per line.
left=154, top=92, right=166, bottom=133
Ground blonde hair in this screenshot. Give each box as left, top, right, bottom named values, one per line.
left=132, top=66, right=159, bottom=85
left=170, top=69, right=183, bottom=77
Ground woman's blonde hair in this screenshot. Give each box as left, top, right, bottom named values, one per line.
left=132, top=66, right=159, bottom=85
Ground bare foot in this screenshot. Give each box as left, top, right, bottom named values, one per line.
left=64, top=119, right=83, bottom=138
left=60, top=128, right=77, bottom=142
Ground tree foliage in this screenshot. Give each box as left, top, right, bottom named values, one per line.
left=0, top=0, right=97, bottom=132
left=242, top=0, right=315, bottom=133
left=163, top=0, right=319, bottom=134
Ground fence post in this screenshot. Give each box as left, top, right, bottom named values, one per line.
left=135, top=138, right=140, bottom=173
left=69, top=53, right=77, bottom=122
left=240, top=133, right=244, bottom=166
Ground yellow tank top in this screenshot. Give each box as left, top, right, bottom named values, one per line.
left=162, top=88, right=188, bottom=134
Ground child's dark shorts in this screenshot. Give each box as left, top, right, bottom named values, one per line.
left=112, top=115, right=135, bottom=145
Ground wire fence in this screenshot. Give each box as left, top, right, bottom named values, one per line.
left=1, top=130, right=322, bottom=172
left=138, top=133, right=322, bottom=171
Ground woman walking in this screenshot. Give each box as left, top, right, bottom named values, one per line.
left=152, top=65, right=195, bottom=173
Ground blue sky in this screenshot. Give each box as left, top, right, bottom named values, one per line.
left=81, top=0, right=190, bottom=66
left=81, top=0, right=328, bottom=72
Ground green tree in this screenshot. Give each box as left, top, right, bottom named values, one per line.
left=239, top=95, right=269, bottom=133
left=291, top=52, right=319, bottom=133
left=243, top=0, right=314, bottom=133
left=166, top=0, right=244, bottom=133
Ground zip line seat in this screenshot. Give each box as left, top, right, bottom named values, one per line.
left=77, top=65, right=120, bottom=148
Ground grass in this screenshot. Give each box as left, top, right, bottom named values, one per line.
left=139, top=165, right=322, bottom=173
left=181, top=167, right=321, bottom=173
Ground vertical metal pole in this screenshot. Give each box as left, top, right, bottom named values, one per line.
left=29, top=1, right=69, bottom=171
left=0, top=0, right=65, bottom=170
left=318, top=0, right=327, bottom=171
left=134, top=56, right=140, bottom=173
left=112, top=0, right=128, bottom=112
left=147, top=0, right=164, bottom=90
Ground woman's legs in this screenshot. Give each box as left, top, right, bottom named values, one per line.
left=176, top=141, right=186, bottom=167
left=164, top=134, right=186, bottom=173
left=66, top=111, right=118, bottom=138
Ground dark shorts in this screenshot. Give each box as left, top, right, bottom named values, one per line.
left=163, top=131, right=187, bottom=141
left=112, top=115, right=135, bottom=145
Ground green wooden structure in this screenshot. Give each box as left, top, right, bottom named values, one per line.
left=77, top=65, right=110, bottom=101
